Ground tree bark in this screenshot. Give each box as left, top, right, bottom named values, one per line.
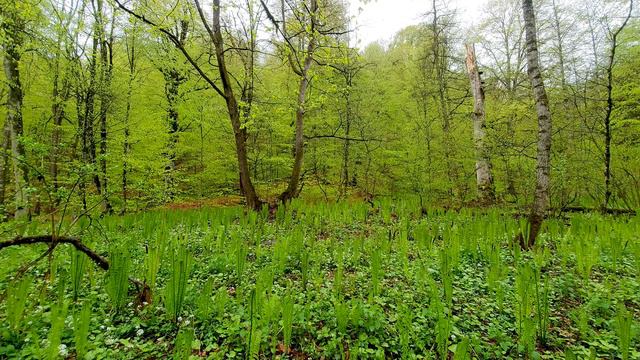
left=522, top=0, right=552, bottom=249
left=465, top=43, right=495, bottom=204
left=2, top=16, right=30, bottom=220
left=162, top=68, right=183, bottom=200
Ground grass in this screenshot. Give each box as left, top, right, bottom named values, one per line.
left=0, top=198, right=639, bottom=359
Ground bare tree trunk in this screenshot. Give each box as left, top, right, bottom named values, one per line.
left=465, top=43, right=495, bottom=204
left=522, top=0, right=552, bottom=249
left=2, top=17, right=30, bottom=220
left=603, top=0, right=633, bottom=209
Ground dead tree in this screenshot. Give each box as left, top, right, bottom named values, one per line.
left=465, top=43, right=495, bottom=204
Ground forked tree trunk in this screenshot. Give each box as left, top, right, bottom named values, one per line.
left=522, top=0, right=552, bottom=249
left=211, top=0, right=262, bottom=210
left=465, top=43, right=495, bottom=205
left=279, top=0, right=318, bottom=204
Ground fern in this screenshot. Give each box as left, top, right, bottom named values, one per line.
left=70, top=247, right=87, bottom=301
left=248, top=329, right=261, bottom=360
left=73, top=301, right=92, bottom=358
left=335, top=300, right=349, bottom=335
left=174, top=327, right=194, bottom=360
left=6, top=275, right=31, bottom=332
left=615, top=304, right=633, bottom=360
left=47, top=298, right=68, bottom=360
left=282, top=293, right=294, bottom=350
left=196, top=278, right=214, bottom=320
left=369, top=247, right=382, bottom=300
left=105, top=246, right=130, bottom=311
left=164, top=242, right=192, bottom=322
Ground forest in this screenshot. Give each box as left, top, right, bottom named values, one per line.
left=0, top=0, right=639, bottom=358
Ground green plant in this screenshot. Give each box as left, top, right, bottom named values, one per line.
left=369, top=247, right=382, bottom=300
left=47, top=298, right=68, bottom=360
left=73, top=301, right=92, bottom=358
left=533, top=268, right=551, bottom=345
left=145, top=237, right=163, bottom=290
left=615, top=304, right=633, bottom=360
left=397, top=304, right=412, bottom=357
left=196, top=278, right=214, bottom=320
left=281, top=292, right=294, bottom=352
left=514, top=262, right=536, bottom=357
left=301, top=248, right=310, bottom=291
left=105, top=246, right=130, bottom=311
left=70, top=248, right=86, bottom=301
left=334, top=249, right=344, bottom=297
left=6, top=275, right=31, bottom=332
left=164, top=243, right=192, bottom=322
left=174, top=327, right=194, bottom=360
left=335, top=299, right=349, bottom=335
left=572, top=304, right=589, bottom=339
left=453, top=337, right=470, bottom=360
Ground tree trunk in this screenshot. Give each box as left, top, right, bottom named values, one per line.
left=97, top=0, right=113, bottom=214
left=279, top=0, right=318, bottom=204
left=50, top=56, right=67, bottom=207
left=212, top=0, right=262, bottom=210
left=3, top=19, right=30, bottom=220
left=162, top=69, right=182, bottom=201
left=0, top=120, right=12, bottom=219
left=84, top=22, right=101, bottom=196
left=431, top=0, right=462, bottom=200
left=603, top=0, right=633, bottom=209
left=522, top=0, right=552, bottom=249
left=465, top=43, right=495, bottom=205
left=122, top=25, right=136, bottom=213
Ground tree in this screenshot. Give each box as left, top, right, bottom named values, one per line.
left=1, top=0, right=31, bottom=219
left=522, top=0, right=552, bottom=249
left=603, top=0, right=633, bottom=209
left=465, top=43, right=495, bottom=204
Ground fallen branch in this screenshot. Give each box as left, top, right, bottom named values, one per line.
left=0, top=235, right=146, bottom=290
left=558, top=206, right=636, bottom=216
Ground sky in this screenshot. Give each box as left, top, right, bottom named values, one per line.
left=347, top=0, right=488, bottom=47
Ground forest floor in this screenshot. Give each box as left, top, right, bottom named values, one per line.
left=0, top=199, right=639, bottom=359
